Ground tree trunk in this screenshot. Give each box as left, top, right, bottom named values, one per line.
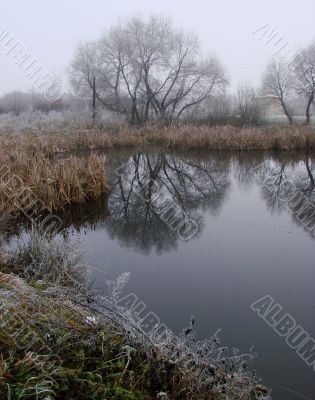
left=92, top=77, right=96, bottom=122
left=280, top=98, right=293, bottom=125
left=305, top=92, right=314, bottom=126
left=144, top=98, right=151, bottom=122
left=130, top=100, right=140, bottom=125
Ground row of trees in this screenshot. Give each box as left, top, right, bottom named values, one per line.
left=70, top=16, right=315, bottom=126
left=1, top=16, right=313, bottom=125
left=0, top=91, right=64, bottom=114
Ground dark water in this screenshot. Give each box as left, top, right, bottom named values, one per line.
left=13, top=149, right=315, bottom=399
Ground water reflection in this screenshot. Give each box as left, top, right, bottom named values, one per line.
left=103, top=151, right=314, bottom=249
left=103, top=151, right=231, bottom=253
left=5, top=151, right=315, bottom=248
left=252, top=157, right=315, bottom=238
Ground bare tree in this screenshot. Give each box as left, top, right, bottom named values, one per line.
left=295, top=42, right=315, bottom=125
left=262, top=60, right=295, bottom=125
left=236, top=84, right=264, bottom=125
left=70, top=16, right=227, bottom=124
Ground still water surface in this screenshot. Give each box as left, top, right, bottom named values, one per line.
left=19, top=149, right=315, bottom=399
left=72, top=149, right=315, bottom=400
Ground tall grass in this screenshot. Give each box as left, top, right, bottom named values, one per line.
left=0, top=215, right=10, bottom=268
left=0, top=149, right=109, bottom=214
left=4, top=230, right=87, bottom=287
left=1, top=124, right=314, bottom=156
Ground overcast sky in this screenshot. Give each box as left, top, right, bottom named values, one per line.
left=0, top=0, right=314, bottom=96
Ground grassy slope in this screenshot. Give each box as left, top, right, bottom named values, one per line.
left=0, top=272, right=234, bottom=400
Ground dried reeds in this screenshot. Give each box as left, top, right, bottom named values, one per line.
left=0, top=124, right=313, bottom=216
left=1, top=124, right=314, bottom=156
left=0, top=150, right=109, bottom=215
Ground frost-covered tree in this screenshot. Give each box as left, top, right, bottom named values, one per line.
left=262, top=60, right=295, bottom=125
left=70, top=16, right=227, bottom=124
left=294, top=41, right=315, bottom=125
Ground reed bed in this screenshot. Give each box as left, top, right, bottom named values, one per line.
left=156, top=124, right=315, bottom=151
left=1, top=124, right=314, bottom=157
left=0, top=149, right=109, bottom=215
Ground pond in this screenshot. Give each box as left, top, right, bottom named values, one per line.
left=11, top=148, right=315, bottom=399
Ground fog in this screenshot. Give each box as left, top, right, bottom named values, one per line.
left=0, top=0, right=314, bottom=96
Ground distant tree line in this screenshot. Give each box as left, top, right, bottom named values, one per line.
left=69, top=16, right=315, bottom=126
left=0, top=92, right=64, bottom=115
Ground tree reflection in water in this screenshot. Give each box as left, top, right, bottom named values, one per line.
left=249, top=156, right=315, bottom=238
left=105, top=151, right=231, bottom=253
left=5, top=151, right=314, bottom=251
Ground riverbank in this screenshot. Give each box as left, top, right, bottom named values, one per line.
left=0, top=232, right=269, bottom=400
